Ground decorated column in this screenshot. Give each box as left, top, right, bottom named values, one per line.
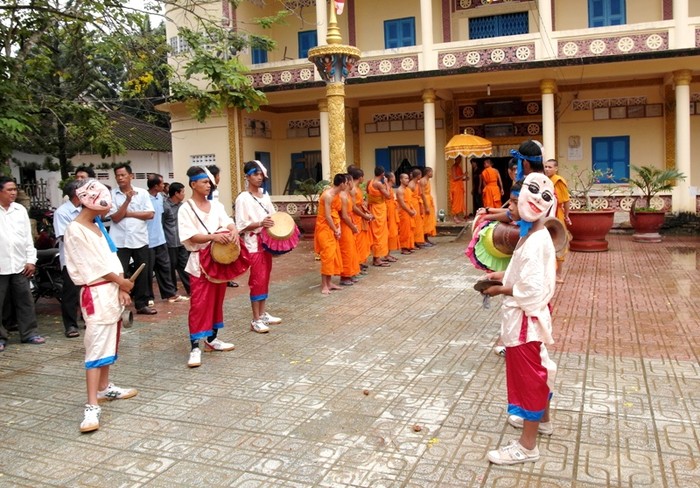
left=308, top=0, right=360, bottom=177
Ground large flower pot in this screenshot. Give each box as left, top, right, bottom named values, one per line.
left=629, top=210, right=665, bottom=243
left=567, top=210, right=615, bottom=252
left=298, top=214, right=317, bottom=239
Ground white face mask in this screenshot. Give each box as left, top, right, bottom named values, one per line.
left=518, top=173, right=554, bottom=222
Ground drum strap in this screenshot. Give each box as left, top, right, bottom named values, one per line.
left=187, top=200, right=211, bottom=234
left=248, top=192, right=270, bottom=215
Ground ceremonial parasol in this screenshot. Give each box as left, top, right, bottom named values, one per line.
left=444, top=133, right=492, bottom=160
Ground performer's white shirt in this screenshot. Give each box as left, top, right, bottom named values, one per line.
left=0, top=202, right=37, bottom=274
left=500, top=228, right=556, bottom=347
left=235, top=190, right=275, bottom=253
left=64, top=221, right=124, bottom=325
left=178, top=199, right=234, bottom=278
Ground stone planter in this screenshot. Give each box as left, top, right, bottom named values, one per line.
left=567, top=210, right=615, bottom=252
left=629, top=209, right=665, bottom=243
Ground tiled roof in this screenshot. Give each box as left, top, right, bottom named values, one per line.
left=107, top=112, right=171, bottom=152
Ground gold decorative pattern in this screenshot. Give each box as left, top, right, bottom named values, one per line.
left=327, top=82, right=347, bottom=176
left=227, top=107, right=243, bottom=197
left=540, top=79, right=557, bottom=95
left=664, top=84, right=675, bottom=172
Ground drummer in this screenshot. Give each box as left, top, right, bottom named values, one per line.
left=234, top=160, right=282, bottom=334
left=178, top=166, right=238, bottom=368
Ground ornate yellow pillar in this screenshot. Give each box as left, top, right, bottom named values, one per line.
left=327, top=83, right=347, bottom=176
left=308, top=1, right=360, bottom=178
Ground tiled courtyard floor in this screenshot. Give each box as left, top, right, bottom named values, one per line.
left=0, top=233, right=698, bottom=487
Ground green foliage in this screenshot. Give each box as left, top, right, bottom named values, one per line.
left=623, top=165, right=686, bottom=210
left=294, top=178, right=330, bottom=214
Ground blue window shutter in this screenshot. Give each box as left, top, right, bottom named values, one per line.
left=251, top=48, right=267, bottom=64
left=589, top=0, right=625, bottom=27
left=375, top=148, right=391, bottom=174
left=417, top=147, right=425, bottom=167
left=298, top=31, right=317, bottom=59
left=384, top=18, right=415, bottom=48
left=592, top=136, right=629, bottom=183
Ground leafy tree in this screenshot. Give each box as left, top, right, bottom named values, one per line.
left=0, top=0, right=288, bottom=176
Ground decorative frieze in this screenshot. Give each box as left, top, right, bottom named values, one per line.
left=573, top=97, right=647, bottom=111
left=246, top=65, right=315, bottom=88
left=354, top=55, right=419, bottom=78
left=455, top=0, right=527, bottom=11
left=439, top=44, right=534, bottom=69
left=243, top=118, right=272, bottom=138
left=559, top=33, right=667, bottom=57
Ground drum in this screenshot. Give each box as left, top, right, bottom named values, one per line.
left=261, top=212, right=301, bottom=255
left=200, top=233, right=249, bottom=283
left=211, top=238, right=240, bottom=264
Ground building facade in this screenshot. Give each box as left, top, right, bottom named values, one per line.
left=163, top=0, right=700, bottom=216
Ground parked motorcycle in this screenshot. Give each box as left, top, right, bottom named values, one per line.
left=31, top=248, right=63, bottom=303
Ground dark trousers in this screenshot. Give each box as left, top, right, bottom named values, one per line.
left=0, top=274, right=40, bottom=342
left=148, top=244, right=177, bottom=300
left=168, top=246, right=191, bottom=295
left=60, top=266, right=80, bottom=332
left=116, top=246, right=150, bottom=309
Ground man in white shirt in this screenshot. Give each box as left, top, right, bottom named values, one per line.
left=108, top=164, right=156, bottom=315
left=0, top=177, right=46, bottom=351
left=53, top=179, right=83, bottom=338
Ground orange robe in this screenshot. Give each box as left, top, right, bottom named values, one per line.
left=422, top=181, right=437, bottom=237
left=412, top=183, right=425, bottom=245
left=481, top=167, right=502, bottom=208
left=314, top=191, right=342, bottom=276
left=367, top=181, right=389, bottom=258
left=450, top=165, right=466, bottom=215
left=398, top=187, right=415, bottom=250
left=353, top=188, right=372, bottom=263
left=386, top=187, right=399, bottom=251
left=339, top=195, right=360, bottom=278
left=550, top=174, right=569, bottom=263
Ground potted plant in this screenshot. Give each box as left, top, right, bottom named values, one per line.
left=567, top=166, right=617, bottom=252
left=293, top=178, right=329, bottom=238
left=624, top=164, right=686, bottom=243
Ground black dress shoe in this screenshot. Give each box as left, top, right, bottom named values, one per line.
left=136, top=306, right=158, bottom=315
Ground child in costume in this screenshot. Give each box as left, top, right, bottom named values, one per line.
left=481, top=172, right=558, bottom=465
left=64, top=180, right=138, bottom=433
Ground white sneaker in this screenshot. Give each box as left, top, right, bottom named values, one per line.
left=187, top=348, right=202, bottom=368
left=80, top=404, right=101, bottom=433
left=147, top=300, right=155, bottom=307
left=204, top=338, right=235, bottom=352
left=97, top=383, right=138, bottom=403
left=487, top=440, right=540, bottom=465
left=250, top=319, right=270, bottom=334
left=260, top=312, right=281, bottom=325
left=493, top=346, right=506, bottom=357
left=507, top=414, right=554, bottom=435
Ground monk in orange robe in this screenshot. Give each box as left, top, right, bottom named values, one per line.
left=314, top=174, right=345, bottom=294
left=385, top=172, right=400, bottom=253
left=545, top=158, right=571, bottom=283
left=408, top=168, right=425, bottom=247
left=367, top=167, right=392, bottom=267
left=396, top=172, right=416, bottom=254
left=421, top=167, right=437, bottom=246
left=339, top=175, right=360, bottom=286
left=450, top=159, right=467, bottom=221
left=349, top=167, right=373, bottom=273
left=480, top=158, right=504, bottom=209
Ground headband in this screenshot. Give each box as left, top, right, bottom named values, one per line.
left=189, top=173, right=209, bottom=182
left=510, top=149, right=543, bottom=181
left=246, top=160, right=268, bottom=180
